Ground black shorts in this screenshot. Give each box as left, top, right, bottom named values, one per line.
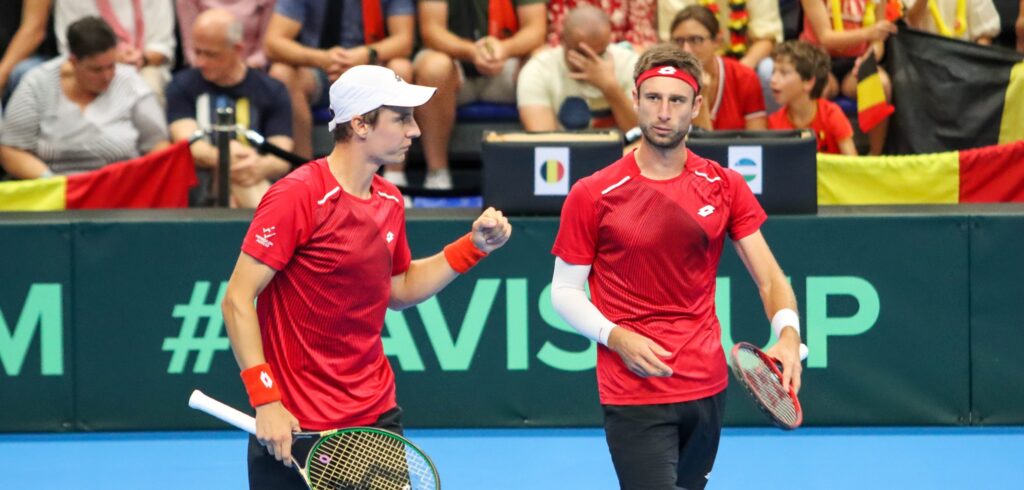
left=247, top=405, right=405, bottom=490
left=831, top=57, right=857, bottom=83
left=603, top=390, right=727, bottom=490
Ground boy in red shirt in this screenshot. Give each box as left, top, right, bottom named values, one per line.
left=768, top=40, right=857, bottom=155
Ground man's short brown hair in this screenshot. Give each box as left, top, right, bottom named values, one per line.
left=331, top=107, right=383, bottom=142
left=633, top=43, right=703, bottom=95
left=771, top=41, right=831, bottom=99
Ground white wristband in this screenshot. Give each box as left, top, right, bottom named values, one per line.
left=771, top=308, right=800, bottom=339
left=598, top=324, right=616, bottom=346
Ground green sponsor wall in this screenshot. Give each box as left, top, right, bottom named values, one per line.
left=0, top=221, right=74, bottom=431
left=969, top=216, right=1024, bottom=425
left=0, top=211, right=1017, bottom=431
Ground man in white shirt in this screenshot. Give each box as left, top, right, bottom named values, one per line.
left=517, top=6, right=639, bottom=132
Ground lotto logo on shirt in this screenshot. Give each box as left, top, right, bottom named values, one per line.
left=728, top=145, right=763, bottom=195
left=534, top=147, right=570, bottom=196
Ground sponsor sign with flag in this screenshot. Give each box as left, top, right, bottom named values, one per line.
left=534, top=147, right=570, bottom=196
left=728, top=145, right=763, bottom=194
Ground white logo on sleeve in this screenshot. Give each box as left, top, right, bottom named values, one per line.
left=698, top=205, right=716, bottom=217
left=658, top=66, right=678, bottom=75
left=255, top=226, right=276, bottom=248
left=386, top=231, right=395, bottom=243
left=259, top=370, right=273, bottom=388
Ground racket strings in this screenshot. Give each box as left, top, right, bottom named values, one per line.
left=307, top=430, right=437, bottom=490
left=736, top=350, right=799, bottom=426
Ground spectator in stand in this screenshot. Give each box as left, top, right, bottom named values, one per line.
left=547, top=0, right=658, bottom=49
left=167, top=9, right=294, bottom=208
left=0, top=17, right=168, bottom=178
left=904, top=0, right=1000, bottom=44
left=518, top=6, right=639, bottom=132
left=54, top=0, right=177, bottom=108
left=412, top=0, right=547, bottom=190
left=800, top=0, right=893, bottom=155
left=767, top=40, right=856, bottom=155
left=1018, top=0, right=1024, bottom=53
left=177, top=0, right=277, bottom=69
left=264, top=0, right=416, bottom=160
left=670, top=6, right=766, bottom=130
left=658, top=0, right=783, bottom=112
left=1, top=0, right=58, bottom=104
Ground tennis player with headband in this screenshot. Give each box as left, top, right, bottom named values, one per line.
left=221, top=64, right=512, bottom=489
left=551, top=43, right=803, bottom=489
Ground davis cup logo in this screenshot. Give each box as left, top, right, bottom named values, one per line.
left=728, top=145, right=763, bottom=195
left=534, top=147, right=570, bottom=195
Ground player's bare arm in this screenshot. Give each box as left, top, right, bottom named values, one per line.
left=222, top=252, right=301, bottom=467
left=389, top=207, right=512, bottom=310
left=734, top=230, right=803, bottom=393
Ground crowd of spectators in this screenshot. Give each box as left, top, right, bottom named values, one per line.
left=0, top=0, right=1021, bottom=207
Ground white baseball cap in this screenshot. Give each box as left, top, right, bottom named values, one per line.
left=327, top=65, right=437, bottom=131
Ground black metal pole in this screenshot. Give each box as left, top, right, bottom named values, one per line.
left=214, top=106, right=235, bottom=208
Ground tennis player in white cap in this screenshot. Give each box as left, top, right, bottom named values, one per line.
left=221, top=64, right=513, bottom=489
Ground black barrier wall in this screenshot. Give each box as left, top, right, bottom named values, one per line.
left=0, top=211, right=1019, bottom=431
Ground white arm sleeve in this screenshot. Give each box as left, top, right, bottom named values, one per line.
left=550, top=257, right=618, bottom=346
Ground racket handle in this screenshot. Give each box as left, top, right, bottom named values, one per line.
left=189, top=389, right=258, bottom=435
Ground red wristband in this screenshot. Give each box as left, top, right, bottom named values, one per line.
left=444, top=233, right=487, bottom=273
left=240, top=363, right=282, bottom=407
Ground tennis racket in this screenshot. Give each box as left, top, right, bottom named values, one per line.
left=188, top=389, right=440, bottom=490
left=729, top=342, right=807, bottom=430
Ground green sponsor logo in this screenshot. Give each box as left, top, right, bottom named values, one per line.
left=0, top=284, right=63, bottom=376
left=163, top=281, right=230, bottom=374
left=165, top=275, right=880, bottom=374
left=719, top=276, right=880, bottom=368
left=383, top=279, right=596, bottom=372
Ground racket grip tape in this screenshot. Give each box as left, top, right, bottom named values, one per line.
left=772, top=343, right=809, bottom=371
left=188, top=389, right=258, bottom=435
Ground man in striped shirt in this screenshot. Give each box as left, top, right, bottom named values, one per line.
left=0, top=16, right=168, bottom=178
left=221, top=64, right=512, bottom=490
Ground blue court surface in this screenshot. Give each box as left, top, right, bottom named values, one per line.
left=1, top=427, right=1021, bottom=489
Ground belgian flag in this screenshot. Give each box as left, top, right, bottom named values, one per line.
left=885, top=26, right=1024, bottom=154
left=0, top=143, right=196, bottom=211
left=856, top=51, right=894, bottom=133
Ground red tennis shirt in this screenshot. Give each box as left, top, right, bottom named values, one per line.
left=552, top=149, right=766, bottom=405
left=241, top=158, right=411, bottom=430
